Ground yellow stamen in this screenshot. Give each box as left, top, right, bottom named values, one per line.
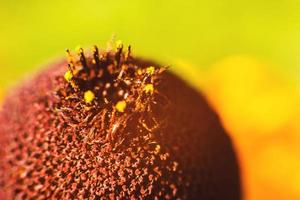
left=146, top=66, right=155, bottom=75
left=84, top=90, right=95, bottom=104
left=116, top=100, right=127, bottom=112
left=64, top=70, right=73, bottom=82
left=144, top=84, right=154, bottom=94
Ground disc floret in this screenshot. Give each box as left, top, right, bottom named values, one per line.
left=55, top=42, right=167, bottom=143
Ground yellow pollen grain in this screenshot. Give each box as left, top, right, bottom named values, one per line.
left=84, top=90, right=95, bottom=104
left=116, top=100, right=127, bottom=112
left=144, top=84, right=154, bottom=94
left=146, top=66, right=155, bottom=75
left=64, top=70, right=73, bottom=82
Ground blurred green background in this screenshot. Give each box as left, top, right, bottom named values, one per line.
left=1, top=0, right=300, bottom=91
left=1, top=1, right=300, bottom=199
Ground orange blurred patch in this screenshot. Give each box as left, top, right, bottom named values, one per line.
left=203, top=55, right=300, bottom=200
left=206, top=56, right=298, bottom=137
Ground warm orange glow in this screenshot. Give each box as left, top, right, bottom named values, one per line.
left=203, top=55, right=300, bottom=200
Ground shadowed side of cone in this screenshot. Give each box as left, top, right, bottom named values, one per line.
left=157, top=72, right=241, bottom=199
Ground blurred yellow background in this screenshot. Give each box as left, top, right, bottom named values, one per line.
left=1, top=0, right=300, bottom=199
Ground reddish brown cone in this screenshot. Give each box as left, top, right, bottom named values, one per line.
left=0, top=45, right=241, bottom=199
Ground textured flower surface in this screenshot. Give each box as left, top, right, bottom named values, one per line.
left=0, top=45, right=240, bottom=199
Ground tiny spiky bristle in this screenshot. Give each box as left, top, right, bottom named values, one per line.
left=0, top=43, right=241, bottom=199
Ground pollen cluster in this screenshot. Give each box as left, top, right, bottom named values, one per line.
left=0, top=42, right=241, bottom=199
left=0, top=44, right=184, bottom=199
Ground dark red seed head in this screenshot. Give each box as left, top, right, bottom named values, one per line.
left=0, top=43, right=241, bottom=199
